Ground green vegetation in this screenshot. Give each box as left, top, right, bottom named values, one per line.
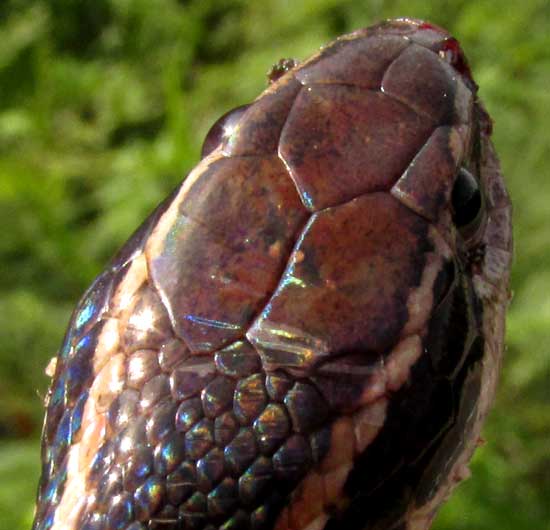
left=1, top=1, right=549, bottom=529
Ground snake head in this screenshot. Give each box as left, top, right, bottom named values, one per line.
left=32, top=18, right=511, bottom=530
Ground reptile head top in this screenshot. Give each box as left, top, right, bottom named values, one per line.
left=32, top=18, right=512, bottom=530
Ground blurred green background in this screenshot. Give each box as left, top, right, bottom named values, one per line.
left=1, top=1, right=549, bottom=529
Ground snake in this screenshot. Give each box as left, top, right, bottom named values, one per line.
left=31, top=18, right=512, bottom=530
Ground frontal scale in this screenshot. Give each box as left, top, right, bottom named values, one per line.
left=33, top=19, right=512, bottom=530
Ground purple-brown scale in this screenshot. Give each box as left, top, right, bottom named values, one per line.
left=32, top=17, right=511, bottom=530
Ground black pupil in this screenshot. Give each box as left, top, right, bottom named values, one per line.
left=201, top=104, right=250, bottom=159
left=451, top=167, right=482, bottom=228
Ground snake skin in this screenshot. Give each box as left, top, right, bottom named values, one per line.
left=32, top=18, right=512, bottom=530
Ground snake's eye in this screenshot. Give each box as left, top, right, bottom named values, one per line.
left=451, top=167, right=484, bottom=238
left=201, top=104, right=250, bottom=159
